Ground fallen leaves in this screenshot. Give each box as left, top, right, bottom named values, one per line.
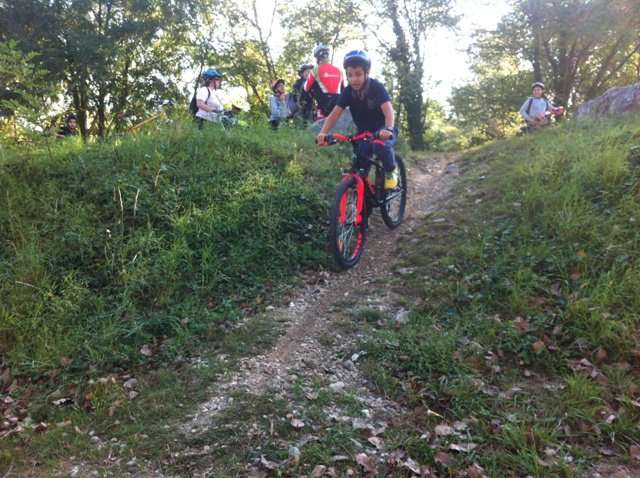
left=51, top=397, right=74, bottom=406
left=598, top=445, right=615, bottom=456
left=310, top=464, right=326, bottom=477
left=259, top=454, right=279, bottom=470
left=434, top=451, right=453, bottom=465
left=594, top=347, right=608, bottom=363
left=434, top=423, right=455, bottom=436
left=532, top=340, right=546, bottom=353
left=367, top=436, right=384, bottom=449
left=123, top=378, right=139, bottom=389
left=289, top=418, right=305, bottom=429
left=355, top=453, right=377, bottom=476
left=448, top=442, right=478, bottom=453
left=513, top=316, right=529, bottom=332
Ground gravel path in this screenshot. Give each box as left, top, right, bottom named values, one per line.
left=169, top=154, right=462, bottom=476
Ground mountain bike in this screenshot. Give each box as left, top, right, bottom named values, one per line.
left=117, top=100, right=175, bottom=135
left=321, top=131, right=407, bottom=269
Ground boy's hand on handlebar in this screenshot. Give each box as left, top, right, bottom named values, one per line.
left=316, top=133, right=327, bottom=146
left=378, top=129, right=393, bottom=141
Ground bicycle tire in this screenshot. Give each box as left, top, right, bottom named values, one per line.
left=381, top=154, right=407, bottom=229
left=329, top=176, right=366, bottom=269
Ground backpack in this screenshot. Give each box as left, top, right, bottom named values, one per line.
left=189, top=88, right=210, bottom=116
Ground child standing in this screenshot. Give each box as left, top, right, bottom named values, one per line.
left=269, top=79, right=291, bottom=129
left=519, top=82, right=564, bottom=132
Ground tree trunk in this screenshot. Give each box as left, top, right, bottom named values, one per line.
left=388, top=4, right=426, bottom=150
left=529, top=0, right=543, bottom=82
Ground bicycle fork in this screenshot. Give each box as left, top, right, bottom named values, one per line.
left=339, top=173, right=367, bottom=230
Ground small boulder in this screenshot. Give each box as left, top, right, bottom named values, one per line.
left=574, top=83, right=640, bottom=120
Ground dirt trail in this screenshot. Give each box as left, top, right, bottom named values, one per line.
left=175, top=154, right=461, bottom=470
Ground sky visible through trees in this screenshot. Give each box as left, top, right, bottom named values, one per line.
left=252, top=0, right=510, bottom=104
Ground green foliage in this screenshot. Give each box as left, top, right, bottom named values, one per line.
left=472, top=0, right=640, bottom=107
left=0, top=121, right=333, bottom=377
left=449, top=61, right=529, bottom=144
left=280, top=0, right=366, bottom=65
left=451, top=0, right=640, bottom=143
left=0, top=40, right=57, bottom=145
left=0, top=0, right=197, bottom=137
left=373, top=0, right=459, bottom=150
left=423, top=99, right=469, bottom=151
left=212, top=0, right=365, bottom=117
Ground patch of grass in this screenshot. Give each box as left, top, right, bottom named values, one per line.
left=1, top=121, right=335, bottom=380
left=361, top=115, right=640, bottom=476
left=348, top=307, right=387, bottom=324
left=0, top=120, right=346, bottom=474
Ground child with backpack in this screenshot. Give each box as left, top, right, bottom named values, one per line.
left=192, top=69, right=225, bottom=128
left=519, top=82, right=564, bottom=133
left=315, top=50, right=399, bottom=189
left=305, top=44, right=343, bottom=121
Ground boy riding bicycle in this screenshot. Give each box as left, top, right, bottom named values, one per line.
left=316, top=50, right=399, bottom=189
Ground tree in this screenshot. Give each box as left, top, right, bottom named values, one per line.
left=480, top=0, right=640, bottom=107
left=422, top=99, right=468, bottom=151
left=0, top=40, right=57, bottom=145
left=207, top=0, right=282, bottom=115
left=0, top=0, right=197, bottom=137
left=210, top=0, right=365, bottom=116
left=280, top=0, right=366, bottom=66
left=449, top=35, right=531, bottom=143
left=371, top=0, right=458, bottom=150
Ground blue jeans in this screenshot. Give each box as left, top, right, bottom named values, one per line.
left=356, top=126, right=398, bottom=172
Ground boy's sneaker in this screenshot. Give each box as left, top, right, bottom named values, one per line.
left=384, top=168, right=399, bottom=189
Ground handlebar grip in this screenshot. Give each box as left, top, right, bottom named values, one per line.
left=374, top=130, right=394, bottom=141
left=323, top=135, right=337, bottom=145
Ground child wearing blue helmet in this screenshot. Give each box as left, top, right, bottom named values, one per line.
left=316, top=50, right=398, bottom=189
left=195, top=69, right=225, bottom=127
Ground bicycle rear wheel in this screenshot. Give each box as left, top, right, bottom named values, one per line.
left=329, top=176, right=366, bottom=269
left=381, top=154, right=407, bottom=229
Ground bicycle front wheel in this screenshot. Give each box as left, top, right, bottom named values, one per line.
left=329, top=177, right=366, bottom=269
left=381, top=154, right=407, bottom=229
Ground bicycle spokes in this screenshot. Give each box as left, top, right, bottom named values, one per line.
left=340, top=175, right=365, bottom=226
left=380, top=155, right=407, bottom=229
left=337, top=187, right=360, bottom=253
left=330, top=178, right=366, bottom=269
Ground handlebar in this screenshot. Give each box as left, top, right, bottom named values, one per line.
left=320, top=130, right=391, bottom=146
left=540, top=107, right=564, bottom=119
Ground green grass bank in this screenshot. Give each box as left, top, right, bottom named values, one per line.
left=360, top=116, right=640, bottom=476
left=2, top=114, right=640, bottom=477
left=1, top=121, right=338, bottom=377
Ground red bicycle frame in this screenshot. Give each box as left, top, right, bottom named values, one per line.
left=327, top=131, right=385, bottom=229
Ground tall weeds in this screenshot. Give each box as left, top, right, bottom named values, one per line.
left=0, top=121, right=333, bottom=375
